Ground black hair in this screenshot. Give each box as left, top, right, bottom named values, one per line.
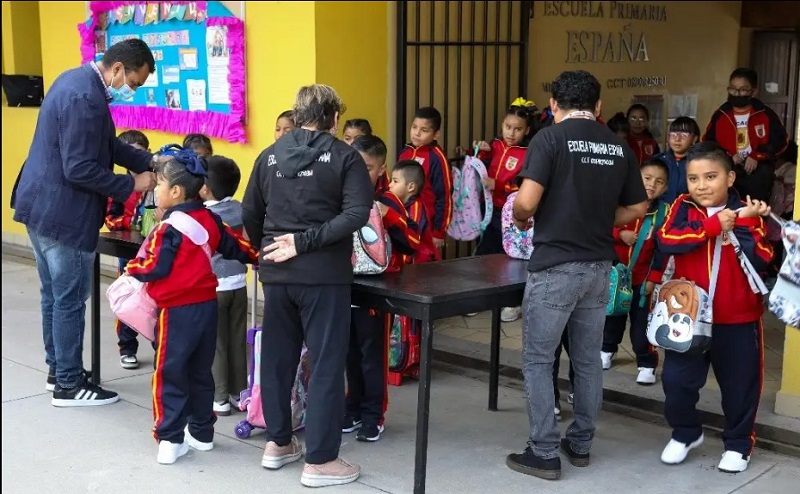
left=730, top=67, right=758, bottom=88
left=668, top=116, right=701, bottom=136
left=686, top=141, right=734, bottom=173
left=204, top=155, right=241, bottom=200
left=101, top=38, right=155, bottom=74
left=627, top=104, right=654, bottom=138
left=393, top=159, right=425, bottom=191
left=351, top=134, right=387, bottom=160
left=276, top=110, right=294, bottom=123
left=503, top=104, right=535, bottom=145
left=154, top=157, right=207, bottom=200
left=183, top=133, right=213, bottom=155
left=414, top=107, right=442, bottom=132
left=118, top=129, right=149, bottom=149
left=344, top=118, right=373, bottom=135
left=607, top=112, right=629, bottom=135
left=550, top=70, right=601, bottom=112
left=641, top=156, right=670, bottom=177
left=531, top=108, right=554, bottom=135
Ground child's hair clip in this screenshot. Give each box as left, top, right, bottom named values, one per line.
left=158, top=143, right=184, bottom=157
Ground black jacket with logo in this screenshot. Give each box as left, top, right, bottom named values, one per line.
left=242, top=129, right=373, bottom=285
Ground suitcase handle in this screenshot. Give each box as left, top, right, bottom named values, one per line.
left=250, top=266, right=259, bottom=329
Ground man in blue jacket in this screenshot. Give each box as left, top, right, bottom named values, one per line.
left=12, top=39, right=158, bottom=407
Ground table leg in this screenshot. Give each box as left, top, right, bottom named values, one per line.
left=91, top=254, right=101, bottom=385
left=414, top=309, right=433, bottom=494
left=489, top=307, right=501, bottom=411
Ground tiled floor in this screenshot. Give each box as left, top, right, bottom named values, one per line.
left=437, top=308, right=786, bottom=396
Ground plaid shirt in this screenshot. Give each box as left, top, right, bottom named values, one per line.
left=90, top=62, right=113, bottom=103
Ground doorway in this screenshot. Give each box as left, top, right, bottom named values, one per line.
left=750, top=30, right=799, bottom=139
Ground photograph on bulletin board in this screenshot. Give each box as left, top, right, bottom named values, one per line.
left=78, top=1, right=246, bottom=143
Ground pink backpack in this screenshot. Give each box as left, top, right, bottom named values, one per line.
left=447, top=155, right=493, bottom=241
left=106, top=211, right=212, bottom=340
left=501, top=191, right=534, bottom=260
left=352, top=202, right=391, bottom=275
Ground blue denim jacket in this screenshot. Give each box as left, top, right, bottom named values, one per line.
left=12, top=64, right=153, bottom=252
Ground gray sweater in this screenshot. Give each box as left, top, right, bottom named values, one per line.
left=207, top=199, right=248, bottom=282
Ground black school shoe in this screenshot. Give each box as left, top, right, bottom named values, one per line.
left=560, top=438, right=590, bottom=467
left=356, top=424, right=384, bottom=442
left=45, top=369, right=92, bottom=392
left=506, top=447, right=561, bottom=480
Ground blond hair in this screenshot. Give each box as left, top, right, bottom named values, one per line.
left=292, top=84, right=347, bottom=131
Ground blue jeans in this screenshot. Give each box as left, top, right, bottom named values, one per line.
left=28, top=228, right=95, bottom=388
left=521, top=261, right=611, bottom=459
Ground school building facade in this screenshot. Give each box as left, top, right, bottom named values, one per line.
left=2, top=1, right=799, bottom=419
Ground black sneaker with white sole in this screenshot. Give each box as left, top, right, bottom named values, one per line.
left=356, top=424, right=384, bottom=442
left=560, top=438, right=590, bottom=467
left=506, top=447, right=561, bottom=480
left=45, top=369, right=92, bottom=392
left=52, top=381, right=119, bottom=407
left=342, top=415, right=362, bottom=433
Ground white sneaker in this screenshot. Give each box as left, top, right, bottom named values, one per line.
left=636, top=367, right=657, bottom=385
left=660, top=434, right=704, bottom=465
left=554, top=406, right=562, bottom=421
left=213, top=400, right=231, bottom=416
left=229, top=394, right=241, bottom=410
left=601, top=351, right=615, bottom=370
left=157, top=440, right=189, bottom=465
left=500, top=306, right=521, bottom=322
left=465, top=312, right=479, bottom=317
left=184, top=426, right=214, bottom=451
left=717, top=451, right=750, bottom=473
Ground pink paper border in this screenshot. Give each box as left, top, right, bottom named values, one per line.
left=77, top=1, right=247, bottom=143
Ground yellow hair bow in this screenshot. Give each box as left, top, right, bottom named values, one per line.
left=511, top=97, right=535, bottom=108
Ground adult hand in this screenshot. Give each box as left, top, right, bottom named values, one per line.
left=483, top=177, right=496, bottom=191
left=644, top=281, right=656, bottom=296
left=717, top=209, right=737, bottom=231
left=513, top=215, right=533, bottom=231
left=433, top=238, right=445, bottom=249
left=619, top=230, right=638, bottom=246
left=738, top=195, right=771, bottom=218
left=744, top=156, right=758, bottom=174
left=263, top=234, right=298, bottom=263
left=132, top=171, right=156, bottom=192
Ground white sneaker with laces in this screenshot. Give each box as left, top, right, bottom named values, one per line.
left=213, top=400, right=231, bottom=416
left=500, top=306, right=521, bottom=322
left=157, top=440, right=189, bottom=465
left=184, top=425, right=213, bottom=451
left=601, top=351, right=614, bottom=370
left=636, top=367, right=657, bottom=385
left=717, top=451, right=750, bottom=473
left=660, top=434, right=704, bottom=464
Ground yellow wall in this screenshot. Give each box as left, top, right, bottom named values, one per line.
left=529, top=1, right=742, bottom=139
left=315, top=1, right=389, bottom=143
left=2, top=1, right=43, bottom=76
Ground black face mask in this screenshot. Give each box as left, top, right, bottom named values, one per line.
left=728, top=94, right=752, bottom=108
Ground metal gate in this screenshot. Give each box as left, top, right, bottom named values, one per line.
left=396, top=1, right=533, bottom=259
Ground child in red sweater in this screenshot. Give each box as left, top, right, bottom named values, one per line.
left=626, top=104, right=660, bottom=164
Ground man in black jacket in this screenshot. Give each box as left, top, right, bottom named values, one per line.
left=242, top=84, right=373, bottom=488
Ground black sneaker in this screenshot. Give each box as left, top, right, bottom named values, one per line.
left=560, top=438, right=590, bottom=467
left=356, top=424, right=384, bottom=442
left=45, top=369, right=92, bottom=392
left=52, top=381, right=120, bottom=407
left=342, top=414, right=362, bottom=433
left=506, top=447, right=561, bottom=480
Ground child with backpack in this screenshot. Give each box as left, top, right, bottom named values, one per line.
left=656, top=117, right=701, bottom=205
left=656, top=142, right=773, bottom=474
left=343, top=135, right=421, bottom=442
left=104, top=129, right=151, bottom=371
left=125, top=150, right=258, bottom=465
left=602, top=157, right=670, bottom=384
left=198, top=155, right=249, bottom=416
left=392, top=160, right=438, bottom=263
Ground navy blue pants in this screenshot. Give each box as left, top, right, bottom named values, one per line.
left=662, top=321, right=763, bottom=455
left=346, top=307, right=389, bottom=426
left=152, top=300, right=218, bottom=444
left=116, top=258, right=139, bottom=356
left=602, top=284, right=659, bottom=369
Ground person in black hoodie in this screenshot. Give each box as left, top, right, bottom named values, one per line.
left=242, top=84, right=373, bottom=488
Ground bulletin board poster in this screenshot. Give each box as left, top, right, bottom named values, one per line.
left=78, top=1, right=247, bottom=143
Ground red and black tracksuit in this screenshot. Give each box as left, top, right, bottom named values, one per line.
left=603, top=201, right=669, bottom=369
left=126, top=202, right=258, bottom=444
left=347, top=188, right=420, bottom=427
left=406, top=194, right=438, bottom=263
left=627, top=134, right=661, bottom=164
left=398, top=141, right=454, bottom=243
left=703, top=98, right=789, bottom=202
left=656, top=191, right=773, bottom=455
left=474, top=139, right=528, bottom=256
left=105, top=192, right=144, bottom=357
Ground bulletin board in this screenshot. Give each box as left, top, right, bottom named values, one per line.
left=78, top=1, right=247, bottom=143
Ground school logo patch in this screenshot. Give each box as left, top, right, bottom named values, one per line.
left=644, top=144, right=654, bottom=156
left=505, top=156, right=519, bottom=171
left=755, top=124, right=766, bottom=139
left=414, top=157, right=425, bottom=166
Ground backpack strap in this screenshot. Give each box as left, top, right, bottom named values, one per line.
left=707, top=234, right=724, bottom=303
left=467, top=156, right=493, bottom=232
left=628, top=213, right=652, bottom=270
left=162, top=211, right=213, bottom=261
left=726, top=231, right=769, bottom=295
left=636, top=201, right=668, bottom=307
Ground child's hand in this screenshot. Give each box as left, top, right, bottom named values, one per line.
left=732, top=153, right=745, bottom=166
left=619, top=230, right=637, bottom=246
left=717, top=209, right=737, bottom=231
left=482, top=177, right=496, bottom=191
left=513, top=215, right=533, bottom=231
left=477, top=141, right=491, bottom=152
left=744, top=156, right=759, bottom=174
left=644, top=281, right=656, bottom=295
left=377, top=202, right=388, bottom=218
left=738, top=195, right=771, bottom=218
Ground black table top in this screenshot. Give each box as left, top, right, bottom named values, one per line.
left=352, top=255, right=529, bottom=305
left=97, top=230, right=144, bottom=257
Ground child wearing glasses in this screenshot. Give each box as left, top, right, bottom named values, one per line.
left=626, top=104, right=661, bottom=164
left=656, top=117, right=701, bottom=204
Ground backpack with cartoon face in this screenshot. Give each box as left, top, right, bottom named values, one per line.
left=352, top=202, right=391, bottom=275
left=647, top=279, right=713, bottom=354
left=501, top=191, right=534, bottom=260
left=768, top=215, right=800, bottom=327
left=447, top=155, right=493, bottom=241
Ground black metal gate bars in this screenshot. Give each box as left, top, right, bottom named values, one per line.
left=396, top=1, right=533, bottom=258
